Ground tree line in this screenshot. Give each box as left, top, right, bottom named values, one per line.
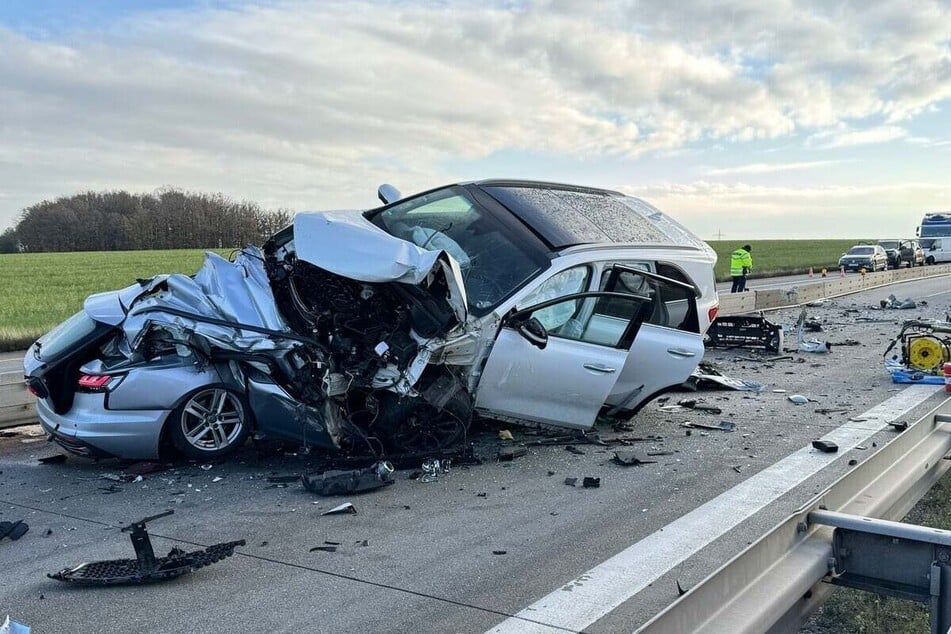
left=0, top=188, right=293, bottom=253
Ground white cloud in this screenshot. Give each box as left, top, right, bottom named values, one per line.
left=0, top=0, right=949, bottom=231
left=705, top=160, right=840, bottom=176
left=620, top=181, right=951, bottom=239
left=814, top=125, right=908, bottom=149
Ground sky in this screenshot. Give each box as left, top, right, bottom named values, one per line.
left=1, top=0, right=950, bottom=239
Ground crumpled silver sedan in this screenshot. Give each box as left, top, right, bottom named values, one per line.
left=24, top=180, right=718, bottom=460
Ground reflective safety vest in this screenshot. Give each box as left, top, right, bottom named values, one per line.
left=730, top=248, right=752, bottom=276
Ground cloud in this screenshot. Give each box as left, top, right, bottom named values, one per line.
left=705, top=160, right=840, bottom=176
left=0, top=0, right=949, bottom=231
left=814, top=125, right=908, bottom=149
left=620, top=181, right=951, bottom=239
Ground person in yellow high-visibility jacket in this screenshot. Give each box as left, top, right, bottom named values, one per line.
left=730, top=244, right=753, bottom=293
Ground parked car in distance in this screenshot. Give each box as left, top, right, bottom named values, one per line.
left=839, top=244, right=888, bottom=272
left=23, top=179, right=719, bottom=461
left=877, top=239, right=924, bottom=268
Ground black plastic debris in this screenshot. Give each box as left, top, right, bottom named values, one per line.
left=309, top=545, right=338, bottom=553
left=0, top=520, right=29, bottom=542
left=565, top=445, right=585, bottom=455
left=497, top=446, right=527, bottom=461
left=677, top=399, right=723, bottom=415
left=889, top=421, right=909, bottom=432
left=582, top=477, right=601, bottom=488
left=612, top=451, right=656, bottom=467
left=48, top=510, right=243, bottom=585
left=38, top=454, right=67, bottom=465
left=564, top=477, right=578, bottom=487
left=812, top=440, right=838, bottom=453
left=122, top=462, right=168, bottom=477
left=848, top=459, right=858, bottom=466
left=492, top=550, right=507, bottom=555
left=266, top=475, right=300, bottom=484
left=706, top=314, right=783, bottom=353
left=815, top=408, right=849, bottom=415
left=681, top=421, right=736, bottom=432
left=301, top=461, right=394, bottom=496
left=321, top=502, right=357, bottom=516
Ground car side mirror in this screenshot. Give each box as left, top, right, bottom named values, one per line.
left=377, top=184, right=401, bottom=205
left=514, top=317, right=548, bottom=350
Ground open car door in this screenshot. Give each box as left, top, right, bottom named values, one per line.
left=600, top=265, right=705, bottom=413
left=474, top=289, right=653, bottom=429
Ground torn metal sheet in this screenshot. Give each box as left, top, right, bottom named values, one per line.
left=879, top=294, right=918, bottom=310
left=796, top=308, right=831, bottom=354
left=682, top=363, right=765, bottom=393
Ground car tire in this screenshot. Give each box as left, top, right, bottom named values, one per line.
left=169, top=386, right=251, bottom=459
left=927, top=256, right=936, bottom=265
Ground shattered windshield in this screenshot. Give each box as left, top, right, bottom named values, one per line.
left=370, top=187, right=547, bottom=314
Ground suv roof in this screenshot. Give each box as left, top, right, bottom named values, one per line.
left=473, top=180, right=704, bottom=251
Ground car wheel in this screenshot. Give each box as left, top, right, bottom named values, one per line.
left=927, top=256, right=936, bottom=265
left=170, top=387, right=250, bottom=459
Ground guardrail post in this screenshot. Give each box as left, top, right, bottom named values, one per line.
left=809, top=510, right=951, bottom=634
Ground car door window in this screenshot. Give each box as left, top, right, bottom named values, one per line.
left=517, top=266, right=590, bottom=331
left=517, top=291, right=652, bottom=348
left=600, top=264, right=700, bottom=333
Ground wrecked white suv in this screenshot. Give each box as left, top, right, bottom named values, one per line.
left=23, top=180, right=718, bottom=461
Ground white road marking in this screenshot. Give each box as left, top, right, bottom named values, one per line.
left=486, top=385, right=945, bottom=634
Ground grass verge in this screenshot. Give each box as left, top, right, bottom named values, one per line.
left=708, top=240, right=867, bottom=282
left=0, top=249, right=226, bottom=352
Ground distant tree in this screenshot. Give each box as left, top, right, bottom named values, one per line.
left=0, top=227, right=18, bottom=253
left=11, top=188, right=294, bottom=252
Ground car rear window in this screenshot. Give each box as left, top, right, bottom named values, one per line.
left=34, top=311, right=98, bottom=361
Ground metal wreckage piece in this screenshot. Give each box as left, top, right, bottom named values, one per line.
left=48, top=511, right=244, bottom=585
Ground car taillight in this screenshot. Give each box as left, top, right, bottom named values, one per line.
left=77, top=374, right=121, bottom=392
left=708, top=304, right=719, bottom=323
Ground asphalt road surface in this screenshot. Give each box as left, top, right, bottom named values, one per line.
left=2, top=275, right=951, bottom=633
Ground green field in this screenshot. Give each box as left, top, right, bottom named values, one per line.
left=708, top=239, right=866, bottom=282
left=0, top=240, right=863, bottom=351
left=0, top=249, right=227, bottom=351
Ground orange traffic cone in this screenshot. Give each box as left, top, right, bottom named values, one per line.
left=839, top=266, right=845, bottom=277
left=808, top=267, right=814, bottom=278
left=821, top=268, right=827, bottom=277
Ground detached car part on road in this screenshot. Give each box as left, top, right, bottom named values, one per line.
left=24, top=180, right=718, bottom=460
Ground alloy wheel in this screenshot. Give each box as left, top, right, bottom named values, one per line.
left=180, top=388, right=245, bottom=452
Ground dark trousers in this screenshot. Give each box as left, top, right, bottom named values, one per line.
left=731, top=275, right=746, bottom=293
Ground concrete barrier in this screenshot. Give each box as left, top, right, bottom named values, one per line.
left=721, top=263, right=951, bottom=316
left=0, top=370, right=35, bottom=429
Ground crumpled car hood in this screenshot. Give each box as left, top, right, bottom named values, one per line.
left=293, top=211, right=468, bottom=322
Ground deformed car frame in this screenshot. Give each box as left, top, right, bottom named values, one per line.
left=24, top=180, right=719, bottom=461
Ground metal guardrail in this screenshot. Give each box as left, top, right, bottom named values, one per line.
left=0, top=367, right=35, bottom=429
left=638, top=397, right=951, bottom=633
left=719, top=262, right=951, bottom=316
